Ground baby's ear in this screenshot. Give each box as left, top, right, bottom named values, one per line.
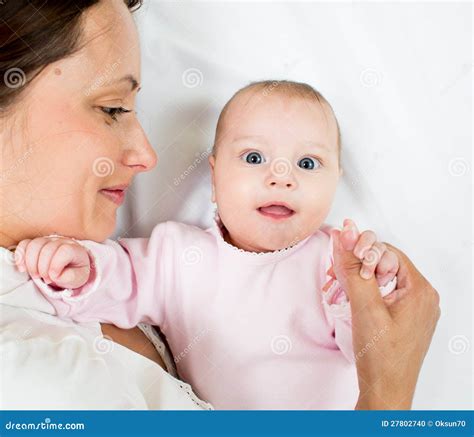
left=208, top=154, right=215, bottom=170
left=208, top=155, right=216, bottom=203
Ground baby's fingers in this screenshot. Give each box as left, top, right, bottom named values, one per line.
left=37, top=240, right=64, bottom=284
left=14, top=239, right=31, bottom=272
left=375, top=249, right=399, bottom=286
left=48, top=243, right=90, bottom=288
left=360, top=242, right=387, bottom=280
left=24, top=238, right=51, bottom=279
left=48, top=244, right=78, bottom=281
left=52, top=265, right=90, bottom=290
left=353, top=230, right=378, bottom=260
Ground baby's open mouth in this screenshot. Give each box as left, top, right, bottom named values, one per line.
left=257, top=203, right=295, bottom=220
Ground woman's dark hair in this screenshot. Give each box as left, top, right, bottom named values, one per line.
left=0, top=0, right=142, bottom=113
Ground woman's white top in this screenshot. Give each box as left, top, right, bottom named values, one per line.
left=0, top=247, right=212, bottom=410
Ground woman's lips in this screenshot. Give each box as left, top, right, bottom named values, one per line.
left=99, top=187, right=127, bottom=206
left=257, top=204, right=295, bottom=220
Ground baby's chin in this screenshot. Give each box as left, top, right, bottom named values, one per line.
left=223, top=214, right=322, bottom=253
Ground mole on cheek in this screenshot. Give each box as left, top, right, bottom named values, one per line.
left=54, top=68, right=62, bottom=76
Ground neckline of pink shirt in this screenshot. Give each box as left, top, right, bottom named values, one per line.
left=207, top=217, right=315, bottom=266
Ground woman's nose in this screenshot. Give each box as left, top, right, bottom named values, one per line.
left=122, top=124, right=158, bottom=173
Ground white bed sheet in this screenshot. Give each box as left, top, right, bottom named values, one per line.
left=115, top=1, right=472, bottom=409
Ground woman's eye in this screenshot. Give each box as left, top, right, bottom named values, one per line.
left=297, top=157, right=320, bottom=170
left=100, top=106, right=132, bottom=121
left=242, top=151, right=265, bottom=165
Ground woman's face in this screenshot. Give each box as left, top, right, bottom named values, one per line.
left=0, top=0, right=157, bottom=247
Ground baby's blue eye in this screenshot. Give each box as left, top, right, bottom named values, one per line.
left=243, top=151, right=264, bottom=165
left=297, top=157, right=319, bottom=170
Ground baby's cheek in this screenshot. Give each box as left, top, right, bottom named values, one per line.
left=217, top=191, right=245, bottom=219
left=216, top=177, right=254, bottom=213
left=305, top=189, right=335, bottom=223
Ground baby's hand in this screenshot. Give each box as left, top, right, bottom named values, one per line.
left=14, top=236, right=92, bottom=290
left=340, top=219, right=399, bottom=287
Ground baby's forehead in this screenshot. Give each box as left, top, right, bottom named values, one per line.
left=228, top=89, right=335, bottom=123
left=221, top=90, right=339, bottom=149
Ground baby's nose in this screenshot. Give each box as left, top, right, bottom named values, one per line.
left=268, top=180, right=295, bottom=189
left=266, top=159, right=298, bottom=189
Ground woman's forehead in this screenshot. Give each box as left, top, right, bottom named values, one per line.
left=76, top=0, right=141, bottom=85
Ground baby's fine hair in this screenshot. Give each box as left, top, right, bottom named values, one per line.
left=212, top=80, right=341, bottom=157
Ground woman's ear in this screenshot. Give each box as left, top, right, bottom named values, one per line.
left=209, top=154, right=216, bottom=203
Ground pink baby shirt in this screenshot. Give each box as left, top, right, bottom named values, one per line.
left=35, top=220, right=396, bottom=410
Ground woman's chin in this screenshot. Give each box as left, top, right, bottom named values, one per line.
left=87, top=214, right=117, bottom=242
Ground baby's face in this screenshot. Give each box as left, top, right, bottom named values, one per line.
left=209, top=91, right=341, bottom=252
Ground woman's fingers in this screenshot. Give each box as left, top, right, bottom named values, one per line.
left=340, top=218, right=360, bottom=251
left=383, top=242, right=427, bottom=291
left=383, top=242, right=441, bottom=319
left=345, top=240, right=441, bottom=409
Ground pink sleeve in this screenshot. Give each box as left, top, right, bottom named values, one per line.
left=320, top=225, right=397, bottom=363
left=32, top=222, right=171, bottom=329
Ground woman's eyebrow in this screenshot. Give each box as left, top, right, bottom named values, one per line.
left=114, top=74, right=141, bottom=92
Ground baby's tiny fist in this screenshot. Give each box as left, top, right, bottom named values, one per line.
left=373, top=248, right=399, bottom=287
left=51, top=265, right=90, bottom=290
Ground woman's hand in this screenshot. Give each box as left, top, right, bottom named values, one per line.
left=345, top=218, right=399, bottom=286
left=324, top=219, right=399, bottom=295
left=15, top=236, right=92, bottom=290
left=331, top=227, right=441, bottom=409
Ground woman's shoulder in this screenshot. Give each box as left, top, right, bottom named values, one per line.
left=0, top=305, right=128, bottom=409
left=1, top=304, right=212, bottom=410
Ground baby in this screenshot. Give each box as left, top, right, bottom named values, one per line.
left=16, top=80, right=399, bottom=409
